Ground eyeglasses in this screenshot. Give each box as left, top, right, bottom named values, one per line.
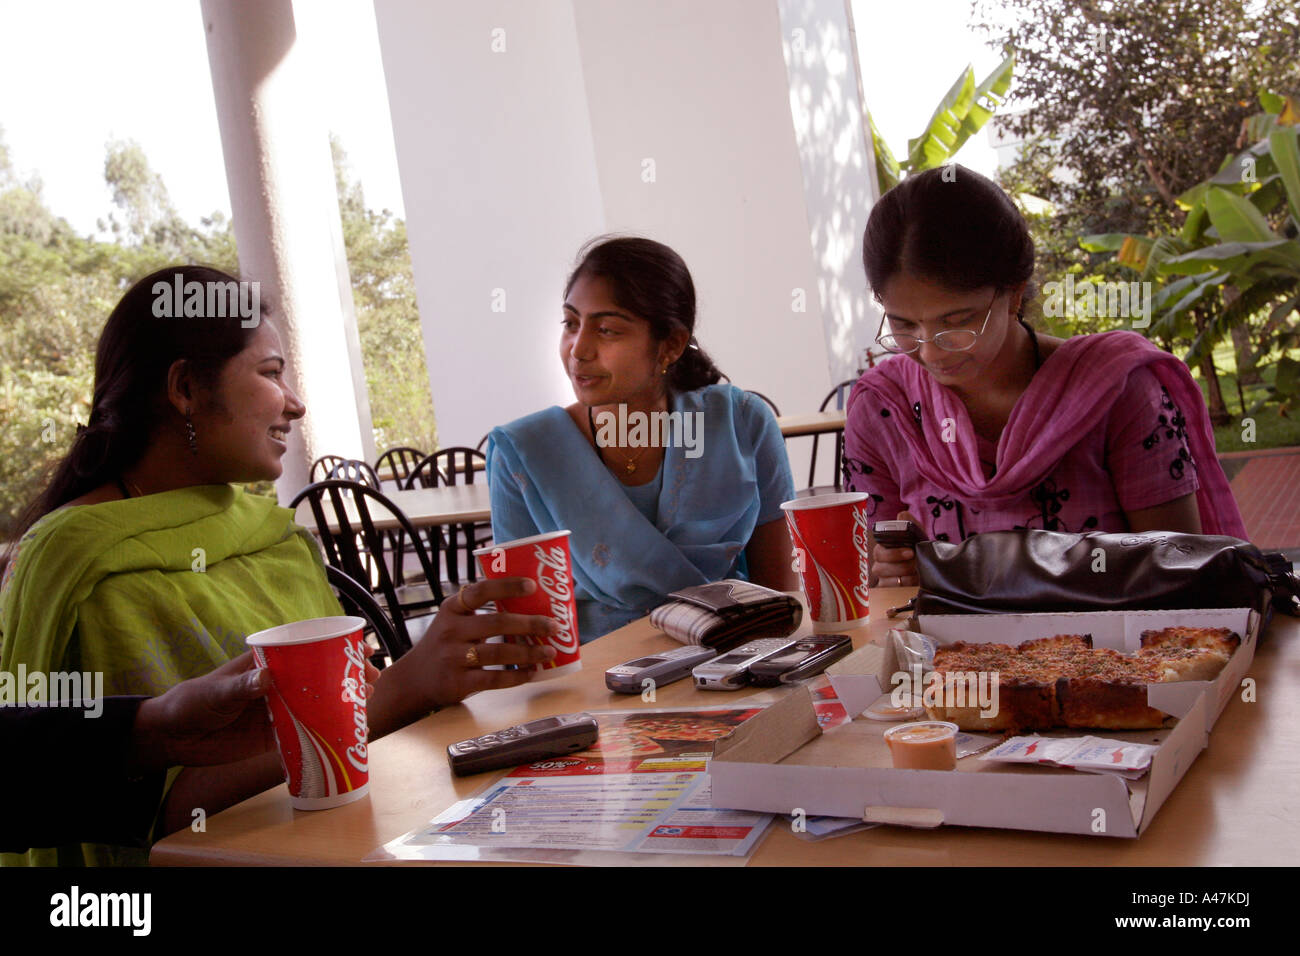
left=874, top=296, right=997, bottom=354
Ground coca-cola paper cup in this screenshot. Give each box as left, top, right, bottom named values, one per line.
left=474, top=531, right=581, bottom=679
left=780, top=492, right=871, bottom=632
left=247, top=616, right=371, bottom=810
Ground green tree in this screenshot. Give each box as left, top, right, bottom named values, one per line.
left=0, top=131, right=237, bottom=538
left=974, top=0, right=1300, bottom=424
left=331, top=136, right=436, bottom=453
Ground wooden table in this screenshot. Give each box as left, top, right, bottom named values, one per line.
left=294, top=483, right=491, bottom=532
left=777, top=410, right=845, bottom=438
left=151, top=588, right=1299, bottom=866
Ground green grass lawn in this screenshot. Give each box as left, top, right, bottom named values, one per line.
left=1197, top=341, right=1300, bottom=454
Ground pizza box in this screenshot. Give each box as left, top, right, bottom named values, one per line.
left=708, top=607, right=1259, bottom=838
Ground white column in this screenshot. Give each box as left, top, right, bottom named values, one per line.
left=778, top=0, right=882, bottom=387
left=201, top=0, right=375, bottom=501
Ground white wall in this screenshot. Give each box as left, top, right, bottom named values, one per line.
left=373, top=0, right=606, bottom=448
left=571, top=0, right=830, bottom=417
left=375, top=0, right=842, bottom=449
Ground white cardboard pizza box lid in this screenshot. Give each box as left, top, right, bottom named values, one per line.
left=708, top=607, right=1256, bottom=838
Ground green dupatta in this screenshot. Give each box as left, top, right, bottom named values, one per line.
left=0, top=484, right=342, bottom=866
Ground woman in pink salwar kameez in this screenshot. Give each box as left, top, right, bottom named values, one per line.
left=846, top=165, right=1247, bottom=587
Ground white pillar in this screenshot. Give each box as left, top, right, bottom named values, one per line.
left=778, top=0, right=882, bottom=387
left=201, top=0, right=375, bottom=501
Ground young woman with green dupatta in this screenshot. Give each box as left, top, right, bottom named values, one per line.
left=0, top=265, right=557, bottom=866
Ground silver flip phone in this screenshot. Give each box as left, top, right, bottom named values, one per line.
left=691, top=637, right=802, bottom=690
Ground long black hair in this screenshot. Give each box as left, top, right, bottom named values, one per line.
left=862, top=165, right=1035, bottom=317
left=565, top=235, right=724, bottom=392
left=8, top=265, right=261, bottom=547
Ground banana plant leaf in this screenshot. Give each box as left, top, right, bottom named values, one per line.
left=905, top=68, right=975, bottom=171
left=954, top=51, right=1015, bottom=150
left=1269, top=126, right=1300, bottom=225
left=1159, top=240, right=1300, bottom=276
left=870, top=111, right=901, bottom=193
left=903, top=52, right=1014, bottom=172
left=1209, top=142, right=1276, bottom=185
left=1079, top=233, right=1130, bottom=252
left=1205, top=186, right=1279, bottom=243
left=1142, top=236, right=1188, bottom=280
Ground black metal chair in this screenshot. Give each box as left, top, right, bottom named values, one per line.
left=801, top=379, right=857, bottom=496
left=290, top=479, right=448, bottom=650
left=325, top=564, right=410, bottom=668
left=374, top=446, right=427, bottom=488
left=309, top=454, right=349, bottom=483
left=745, top=390, right=782, bottom=417
left=328, top=458, right=381, bottom=489
left=475, top=433, right=490, bottom=453
left=406, top=448, right=490, bottom=585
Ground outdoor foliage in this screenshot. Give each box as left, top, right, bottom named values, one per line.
left=974, top=0, right=1300, bottom=425
left=870, top=51, right=1015, bottom=192
left=0, top=127, right=432, bottom=539
left=1083, top=94, right=1300, bottom=416
left=331, top=136, right=436, bottom=455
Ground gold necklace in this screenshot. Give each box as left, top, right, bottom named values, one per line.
left=587, top=405, right=654, bottom=474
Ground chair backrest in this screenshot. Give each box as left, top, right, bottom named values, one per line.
left=818, top=379, right=858, bottom=414
left=475, top=433, right=490, bottom=453
left=324, top=564, right=411, bottom=665
left=309, top=454, right=348, bottom=483
left=328, top=458, right=381, bottom=489
left=374, top=446, right=427, bottom=485
left=745, top=390, right=782, bottom=417
left=289, top=479, right=446, bottom=645
left=405, top=447, right=487, bottom=489
left=809, top=379, right=858, bottom=491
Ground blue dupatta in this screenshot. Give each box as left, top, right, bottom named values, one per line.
left=487, top=385, right=791, bottom=640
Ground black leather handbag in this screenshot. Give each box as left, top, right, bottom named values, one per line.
left=912, top=529, right=1300, bottom=623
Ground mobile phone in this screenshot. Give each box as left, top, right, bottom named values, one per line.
left=446, top=712, right=599, bottom=776
left=747, top=635, right=854, bottom=686
left=692, top=637, right=802, bottom=690
left=873, top=519, right=925, bottom=550
left=605, top=645, right=719, bottom=694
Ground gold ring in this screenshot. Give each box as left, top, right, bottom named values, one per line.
left=465, top=645, right=479, bottom=667
left=458, top=584, right=477, bottom=613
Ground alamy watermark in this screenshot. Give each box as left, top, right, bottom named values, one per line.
left=1, top=665, right=104, bottom=718
left=592, top=404, right=704, bottom=459
left=152, top=275, right=260, bottom=328
left=1042, top=276, right=1151, bottom=329
left=890, top=666, right=1000, bottom=719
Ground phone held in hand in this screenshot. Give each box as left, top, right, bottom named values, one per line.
left=446, top=713, right=599, bottom=776
left=873, top=519, right=925, bottom=550
left=605, top=645, right=719, bottom=694
left=747, top=635, right=854, bottom=686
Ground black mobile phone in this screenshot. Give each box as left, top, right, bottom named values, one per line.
left=747, top=634, right=854, bottom=686
left=873, top=519, right=925, bottom=550
left=446, top=713, right=600, bottom=776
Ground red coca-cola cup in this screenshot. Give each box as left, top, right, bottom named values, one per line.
left=474, top=530, right=581, bottom=679
left=780, top=492, right=871, bottom=632
left=246, top=616, right=371, bottom=810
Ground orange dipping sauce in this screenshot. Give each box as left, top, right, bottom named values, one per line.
left=884, top=721, right=959, bottom=770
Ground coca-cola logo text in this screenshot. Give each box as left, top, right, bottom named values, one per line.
left=342, top=638, right=370, bottom=774
left=851, top=507, right=871, bottom=606
left=534, top=544, right=579, bottom=654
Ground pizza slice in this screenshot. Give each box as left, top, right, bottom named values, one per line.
left=1055, top=676, right=1170, bottom=730
left=1138, top=626, right=1239, bottom=682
